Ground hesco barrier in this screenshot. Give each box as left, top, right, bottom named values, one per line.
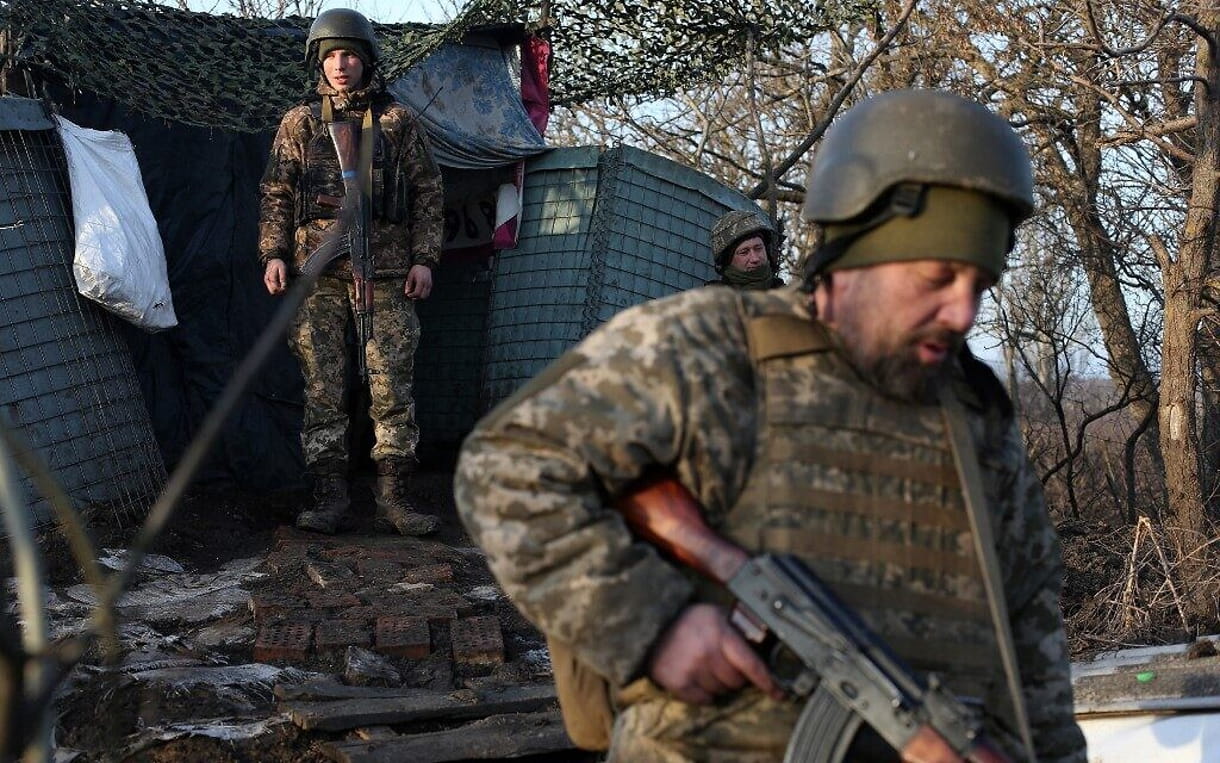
left=481, top=145, right=762, bottom=409
left=0, top=97, right=166, bottom=529
left=414, top=255, right=493, bottom=455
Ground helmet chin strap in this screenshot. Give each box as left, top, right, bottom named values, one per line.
left=800, top=183, right=925, bottom=292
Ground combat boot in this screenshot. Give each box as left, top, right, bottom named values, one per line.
left=374, top=458, right=439, bottom=536
left=296, top=474, right=350, bottom=534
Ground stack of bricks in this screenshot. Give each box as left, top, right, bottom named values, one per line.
left=251, top=527, right=506, bottom=669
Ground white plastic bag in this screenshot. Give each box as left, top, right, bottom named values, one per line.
left=55, top=115, right=178, bottom=331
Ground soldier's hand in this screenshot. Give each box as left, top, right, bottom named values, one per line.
left=264, top=258, right=288, bottom=296
left=405, top=264, right=433, bottom=300
left=647, top=603, right=783, bottom=705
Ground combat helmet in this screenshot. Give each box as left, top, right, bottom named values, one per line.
left=801, top=89, right=1034, bottom=280
left=710, top=209, right=775, bottom=273
left=305, top=8, right=380, bottom=67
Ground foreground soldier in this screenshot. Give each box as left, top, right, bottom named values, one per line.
left=707, top=209, right=785, bottom=289
left=455, top=90, right=1086, bottom=761
left=259, top=8, right=444, bottom=536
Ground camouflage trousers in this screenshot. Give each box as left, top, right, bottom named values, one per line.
left=607, top=680, right=798, bottom=763
left=289, top=275, right=421, bottom=472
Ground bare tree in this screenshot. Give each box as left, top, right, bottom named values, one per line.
left=549, top=0, right=1220, bottom=630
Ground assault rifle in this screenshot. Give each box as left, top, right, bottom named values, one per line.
left=299, top=119, right=375, bottom=381
left=617, top=476, right=1014, bottom=763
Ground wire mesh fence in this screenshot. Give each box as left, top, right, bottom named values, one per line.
left=0, top=102, right=165, bottom=532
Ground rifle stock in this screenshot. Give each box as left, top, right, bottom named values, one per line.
left=615, top=474, right=1014, bottom=763
left=615, top=478, right=747, bottom=584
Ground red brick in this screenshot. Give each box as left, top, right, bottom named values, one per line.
left=306, top=592, right=361, bottom=609
left=401, top=563, right=453, bottom=585
left=356, top=558, right=404, bottom=580
left=380, top=544, right=448, bottom=566
left=254, top=623, right=312, bottom=662
left=281, top=610, right=329, bottom=624
left=306, top=560, right=357, bottom=589
left=315, top=619, right=373, bottom=652
left=320, top=545, right=400, bottom=562
left=365, top=589, right=474, bottom=616
left=274, top=525, right=343, bottom=547
left=374, top=616, right=430, bottom=659
left=451, top=615, right=504, bottom=666
left=249, top=593, right=306, bottom=623
left=264, top=544, right=313, bottom=573
left=339, top=604, right=457, bottom=624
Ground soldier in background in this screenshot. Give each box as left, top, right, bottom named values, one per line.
left=259, top=8, right=444, bottom=536
left=455, top=90, right=1086, bottom=761
left=706, top=209, right=785, bottom=289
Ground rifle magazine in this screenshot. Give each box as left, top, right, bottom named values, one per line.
left=783, top=686, right=861, bottom=763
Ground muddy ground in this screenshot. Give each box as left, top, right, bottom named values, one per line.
left=28, top=469, right=592, bottom=763
left=19, top=467, right=1171, bottom=762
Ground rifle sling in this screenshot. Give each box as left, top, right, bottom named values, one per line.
left=357, top=104, right=375, bottom=214
left=940, top=392, right=1036, bottom=761
left=299, top=99, right=377, bottom=277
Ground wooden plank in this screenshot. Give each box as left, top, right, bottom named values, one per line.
left=284, top=683, right=558, bottom=731
left=325, top=710, right=573, bottom=763
left=277, top=679, right=447, bottom=701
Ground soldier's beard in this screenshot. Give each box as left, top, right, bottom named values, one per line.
left=841, top=326, right=963, bottom=405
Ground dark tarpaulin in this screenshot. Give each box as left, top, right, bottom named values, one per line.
left=52, top=86, right=297, bottom=489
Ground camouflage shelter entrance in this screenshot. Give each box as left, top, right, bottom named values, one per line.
left=0, top=0, right=778, bottom=496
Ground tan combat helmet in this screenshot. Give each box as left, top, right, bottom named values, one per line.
left=305, top=8, right=381, bottom=68
left=710, top=209, right=775, bottom=274
left=800, top=89, right=1034, bottom=283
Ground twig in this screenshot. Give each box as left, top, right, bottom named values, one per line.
left=1121, top=517, right=1149, bottom=630
left=745, top=0, right=918, bottom=199
left=1144, top=518, right=1194, bottom=637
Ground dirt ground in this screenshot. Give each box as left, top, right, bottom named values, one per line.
left=30, top=468, right=591, bottom=763
left=21, top=466, right=1178, bottom=762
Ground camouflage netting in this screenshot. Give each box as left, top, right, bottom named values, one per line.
left=0, top=0, right=865, bottom=133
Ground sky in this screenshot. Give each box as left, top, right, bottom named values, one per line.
left=315, top=0, right=454, bottom=23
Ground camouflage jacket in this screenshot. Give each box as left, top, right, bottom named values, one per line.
left=454, top=285, right=1086, bottom=762
left=258, top=79, right=444, bottom=278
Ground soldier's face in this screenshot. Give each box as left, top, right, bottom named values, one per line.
left=818, top=259, right=993, bottom=402
left=322, top=49, right=365, bottom=92
left=730, top=236, right=768, bottom=271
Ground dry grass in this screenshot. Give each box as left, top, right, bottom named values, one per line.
left=1061, top=516, right=1220, bottom=660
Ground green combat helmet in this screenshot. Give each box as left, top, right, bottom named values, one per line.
left=305, top=8, right=381, bottom=67
left=710, top=209, right=775, bottom=274
left=800, top=89, right=1034, bottom=283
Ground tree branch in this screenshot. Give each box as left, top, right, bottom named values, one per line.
left=746, top=0, right=919, bottom=199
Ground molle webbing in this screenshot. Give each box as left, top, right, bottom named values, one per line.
left=730, top=310, right=1006, bottom=709
left=759, top=529, right=988, bottom=582
left=764, top=485, right=973, bottom=530
left=797, top=445, right=960, bottom=485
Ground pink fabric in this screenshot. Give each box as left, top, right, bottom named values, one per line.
left=493, top=35, right=551, bottom=250
left=521, top=35, right=551, bottom=136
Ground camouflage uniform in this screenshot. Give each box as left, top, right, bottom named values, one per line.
left=259, top=78, right=443, bottom=472
left=454, top=285, right=1086, bottom=762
